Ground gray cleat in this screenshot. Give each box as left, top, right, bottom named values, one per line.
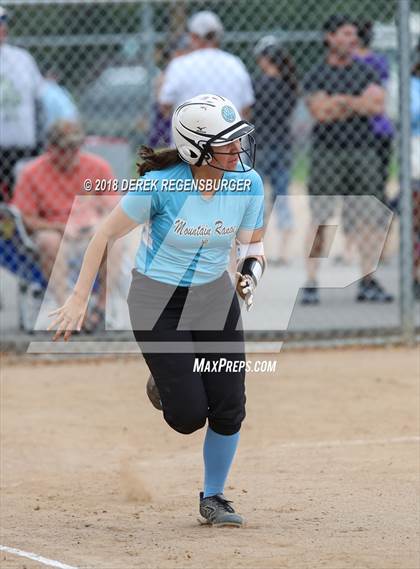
left=146, top=374, right=162, bottom=411
left=198, top=491, right=244, bottom=527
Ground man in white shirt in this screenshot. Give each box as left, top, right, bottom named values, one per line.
left=0, top=6, right=43, bottom=200
left=159, top=11, right=254, bottom=120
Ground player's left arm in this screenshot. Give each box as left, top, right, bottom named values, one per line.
left=235, top=227, right=266, bottom=310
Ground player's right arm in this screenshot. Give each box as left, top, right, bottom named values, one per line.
left=48, top=204, right=139, bottom=341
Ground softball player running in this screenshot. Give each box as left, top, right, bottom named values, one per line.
left=49, top=94, right=266, bottom=528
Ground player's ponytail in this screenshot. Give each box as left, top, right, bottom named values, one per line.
left=137, top=145, right=182, bottom=176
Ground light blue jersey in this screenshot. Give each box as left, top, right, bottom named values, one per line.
left=121, top=161, right=264, bottom=286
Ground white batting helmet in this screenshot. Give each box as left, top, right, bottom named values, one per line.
left=171, top=94, right=256, bottom=172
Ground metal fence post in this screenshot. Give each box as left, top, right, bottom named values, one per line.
left=398, top=0, right=415, bottom=344
left=140, top=0, right=156, bottom=140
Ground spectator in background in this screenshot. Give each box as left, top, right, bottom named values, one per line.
left=40, top=68, right=79, bottom=141
left=353, top=21, right=394, bottom=208
left=159, top=11, right=254, bottom=120
left=12, top=121, right=119, bottom=328
left=411, top=39, right=420, bottom=299
left=0, top=5, right=43, bottom=201
left=301, top=14, right=393, bottom=305
left=253, top=36, right=298, bottom=265
left=332, top=20, right=396, bottom=267
left=148, top=35, right=192, bottom=148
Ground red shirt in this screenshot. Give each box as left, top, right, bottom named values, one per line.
left=12, top=152, right=119, bottom=230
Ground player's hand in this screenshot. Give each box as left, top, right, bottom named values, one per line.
left=47, top=292, right=88, bottom=342
left=235, top=272, right=255, bottom=311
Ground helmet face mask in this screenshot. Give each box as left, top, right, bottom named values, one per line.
left=208, top=132, right=256, bottom=173
left=172, top=94, right=256, bottom=173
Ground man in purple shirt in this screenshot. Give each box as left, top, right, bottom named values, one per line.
left=353, top=20, right=394, bottom=192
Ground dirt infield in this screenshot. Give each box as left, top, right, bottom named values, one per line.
left=1, top=346, right=419, bottom=569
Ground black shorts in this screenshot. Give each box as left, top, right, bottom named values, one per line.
left=127, top=270, right=246, bottom=436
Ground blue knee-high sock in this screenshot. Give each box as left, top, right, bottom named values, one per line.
left=203, top=426, right=240, bottom=498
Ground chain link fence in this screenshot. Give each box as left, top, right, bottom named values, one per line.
left=0, top=0, right=419, bottom=350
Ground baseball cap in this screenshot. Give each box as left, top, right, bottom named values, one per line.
left=47, top=120, right=85, bottom=149
left=254, top=35, right=280, bottom=57
left=323, top=14, right=355, bottom=34
left=187, top=11, right=224, bottom=40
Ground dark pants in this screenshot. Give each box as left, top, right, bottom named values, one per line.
left=374, top=136, right=393, bottom=194
left=127, top=270, right=246, bottom=436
